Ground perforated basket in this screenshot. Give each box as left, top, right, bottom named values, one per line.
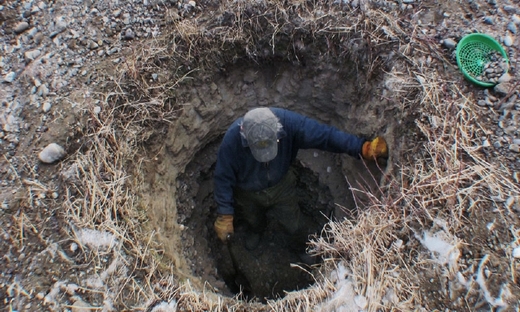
left=455, top=33, right=508, bottom=87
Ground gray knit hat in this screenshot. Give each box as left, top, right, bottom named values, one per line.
left=242, top=108, right=280, bottom=162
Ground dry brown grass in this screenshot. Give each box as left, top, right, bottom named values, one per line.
left=56, top=0, right=520, bottom=310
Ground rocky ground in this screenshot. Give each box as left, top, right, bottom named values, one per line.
left=1, top=0, right=520, bottom=310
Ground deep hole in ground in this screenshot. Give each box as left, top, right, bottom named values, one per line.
left=139, top=60, right=396, bottom=302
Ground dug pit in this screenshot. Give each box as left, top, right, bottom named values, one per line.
left=139, top=60, right=394, bottom=301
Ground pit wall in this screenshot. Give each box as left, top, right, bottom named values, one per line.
left=139, top=61, right=396, bottom=282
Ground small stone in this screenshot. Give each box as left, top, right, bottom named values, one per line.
left=503, top=35, right=513, bottom=47
left=124, top=28, right=135, bottom=40
left=123, top=13, right=131, bottom=25
left=507, top=22, right=518, bottom=34
left=482, top=139, right=491, bottom=147
left=499, top=101, right=516, bottom=111
left=4, top=72, right=15, bottom=83
left=14, top=21, right=30, bottom=34
left=39, top=143, right=66, bottom=163
left=42, top=102, right=52, bottom=112
left=38, top=84, right=49, bottom=97
left=494, top=82, right=511, bottom=96
left=504, top=5, right=516, bottom=13
left=152, top=73, right=158, bottom=81
left=498, top=73, right=512, bottom=83
left=442, top=38, right=457, bottom=49
left=70, top=242, right=78, bottom=252
left=27, top=27, right=38, bottom=38
left=33, top=32, right=43, bottom=44
left=94, top=106, right=101, bottom=114
left=188, top=0, right=196, bottom=7
left=512, top=15, right=520, bottom=25
left=88, top=41, right=99, bottom=50
left=510, top=144, right=520, bottom=153
left=477, top=100, right=488, bottom=107
left=504, top=126, right=516, bottom=135
left=113, top=9, right=121, bottom=17
left=51, top=192, right=59, bottom=199
left=483, top=16, right=494, bottom=25
left=24, top=49, right=41, bottom=61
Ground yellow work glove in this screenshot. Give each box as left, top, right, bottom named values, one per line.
left=362, top=137, right=388, bottom=160
left=214, top=214, right=234, bottom=242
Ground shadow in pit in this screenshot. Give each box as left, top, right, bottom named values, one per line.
left=213, top=165, right=332, bottom=302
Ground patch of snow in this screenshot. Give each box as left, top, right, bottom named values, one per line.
left=513, top=247, right=520, bottom=259
left=77, top=228, right=118, bottom=250
left=85, top=276, right=104, bottom=289
left=354, top=295, right=367, bottom=309
left=456, top=272, right=469, bottom=287
left=382, top=287, right=397, bottom=305
left=64, top=283, right=79, bottom=295
left=44, top=281, right=65, bottom=306
left=416, top=230, right=460, bottom=270
left=150, top=301, right=178, bottom=312
left=316, top=262, right=368, bottom=312
left=476, top=255, right=509, bottom=308
left=393, top=239, right=403, bottom=249
left=486, top=219, right=496, bottom=231
left=103, top=298, right=116, bottom=312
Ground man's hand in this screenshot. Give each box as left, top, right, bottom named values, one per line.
left=362, top=137, right=388, bottom=160
left=214, top=214, right=234, bottom=242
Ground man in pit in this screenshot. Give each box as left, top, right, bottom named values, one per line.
left=213, top=107, right=388, bottom=254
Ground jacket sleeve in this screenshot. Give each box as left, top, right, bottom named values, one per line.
left=282, top=109, right=366, bottom=157
left=213, top=134, right=238, bottom=215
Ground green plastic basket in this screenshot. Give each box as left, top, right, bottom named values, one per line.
left=455, top=33, right=509, bottom=87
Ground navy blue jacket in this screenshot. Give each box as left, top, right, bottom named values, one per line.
left=214, top=107, right=366, bottom=215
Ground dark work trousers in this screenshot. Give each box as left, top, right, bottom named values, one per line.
left=234, top=169, right=307, bottom=250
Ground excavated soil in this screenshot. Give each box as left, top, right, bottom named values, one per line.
left=139, top=61, right=393, bottom=300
